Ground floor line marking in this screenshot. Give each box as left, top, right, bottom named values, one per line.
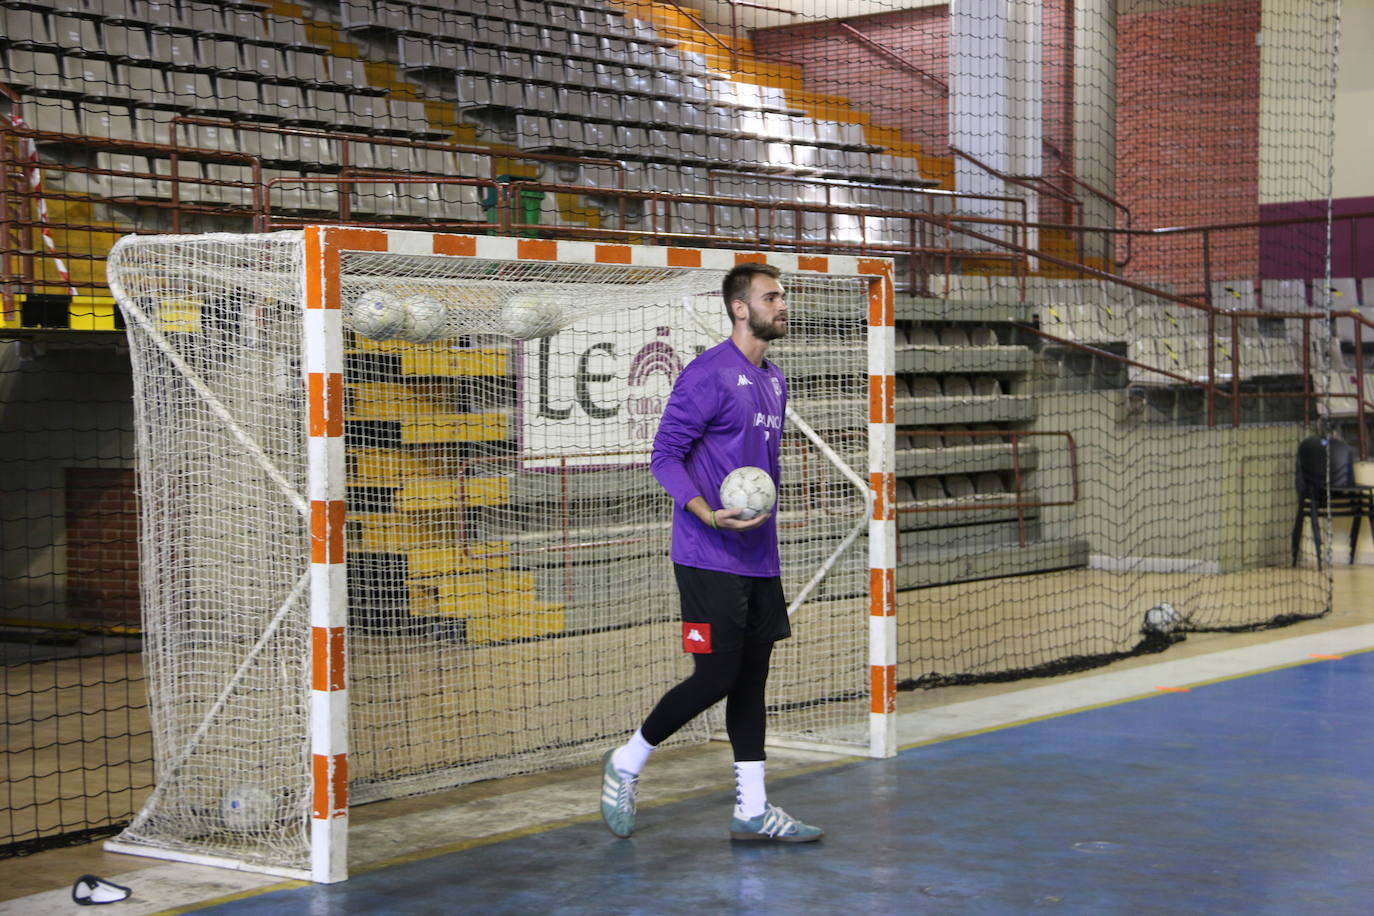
left=147, top=635, right=1374, bottom=912
left=144, top=755, right=863, bottom=915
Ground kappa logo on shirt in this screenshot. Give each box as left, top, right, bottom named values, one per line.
left=736, top=374, right=753, bottom=386
left=682, top=622, right=712, bottom=654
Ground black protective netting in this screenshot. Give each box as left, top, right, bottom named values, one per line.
left=0, top=0, right=1351, bottom=858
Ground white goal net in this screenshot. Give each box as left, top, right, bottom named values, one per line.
left=105, top=228, right=891, bottom=881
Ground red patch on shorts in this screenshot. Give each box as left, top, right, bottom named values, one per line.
left=682, top=622, right=712, bottom=654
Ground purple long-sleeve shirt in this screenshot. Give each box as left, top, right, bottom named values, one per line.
left=651, top=338, right=787, bottom=577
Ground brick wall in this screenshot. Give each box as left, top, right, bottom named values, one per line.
left=751, top=6, right=951, bottom=157
left=65, top=468, right=140, bottom=624
left=750, top=2, right=1087, bottom=228
left=751, top=2, right=1261, bottom=288
left=1116, top=0, right=1261, bottom=289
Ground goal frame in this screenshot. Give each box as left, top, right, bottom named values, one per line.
left=107, top=227, right=896, bottom=883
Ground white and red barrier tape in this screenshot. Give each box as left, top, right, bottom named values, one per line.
left=6, top=113, right=78, bottom=298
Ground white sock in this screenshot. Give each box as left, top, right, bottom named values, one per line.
left=611, top=729, right=655, bottom=776
left=733, top=760, right=767, bottom=819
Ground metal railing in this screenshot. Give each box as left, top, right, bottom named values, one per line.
left=835, top=21, right=949, bottom=94
left=928, top=210, right=1373, bottom=448
left=1131, top=210, right=1374, bottom=304
left=2, top=112, right=1368, bottom=450
left=654, top=0, right=802, bottom=72
left=894, top=430, right=1080, bottom=552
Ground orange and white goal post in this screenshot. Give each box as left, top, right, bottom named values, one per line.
left=104, top=228, right=895, bottom=883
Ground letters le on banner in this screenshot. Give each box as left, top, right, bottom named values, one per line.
left=518, top=304, right=715, bottom=470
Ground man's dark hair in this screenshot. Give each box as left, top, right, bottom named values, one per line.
left=722, top=262, right=782, bottom=321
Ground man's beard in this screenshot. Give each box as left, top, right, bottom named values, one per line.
left=747, top=308, right=787, bottom=341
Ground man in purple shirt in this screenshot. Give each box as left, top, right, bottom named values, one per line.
left=599, top=262, right=823, bottom=844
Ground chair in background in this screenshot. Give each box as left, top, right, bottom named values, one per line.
left=1291, top=435, right=1374, bottom=568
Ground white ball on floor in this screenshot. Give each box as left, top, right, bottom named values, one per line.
left=1143, top=602, right=1180, bottom=634
left=221, top=783, right=276, bottom=832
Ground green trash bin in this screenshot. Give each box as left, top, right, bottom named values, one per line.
left=482, top=175, right=545, bottom=236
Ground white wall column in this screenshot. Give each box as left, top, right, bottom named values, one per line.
left=950, top=0, right=1043, bottom=252
left=1075, top=0, right=1117, bottom=266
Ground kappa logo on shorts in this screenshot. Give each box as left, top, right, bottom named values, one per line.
left=682, top=622, right=712, bottom=654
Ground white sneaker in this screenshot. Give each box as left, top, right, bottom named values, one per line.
left=599, top=750, right=638, bottom=838
left=729, top=804, right=823, bottom=843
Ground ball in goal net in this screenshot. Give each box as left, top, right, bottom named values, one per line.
left=103, top=228, right=896, bottom=882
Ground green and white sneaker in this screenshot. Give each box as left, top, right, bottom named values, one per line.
left=730, top=803, right=824, bottom=843
left=600, top=750, right=638, bottom=838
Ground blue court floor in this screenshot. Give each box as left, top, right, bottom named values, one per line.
left=192, top=650, right=1374, bottom=916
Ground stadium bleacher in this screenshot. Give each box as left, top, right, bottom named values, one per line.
left=1, top=0, right=941, bottom=240
left=0, top=0, right=1366, bottom=551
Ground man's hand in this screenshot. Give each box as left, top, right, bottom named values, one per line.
left=685, top=496, right=770, bottom=531
left=712, top=506, right=771, bottom=530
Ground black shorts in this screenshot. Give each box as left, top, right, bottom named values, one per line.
left=673, top=563, right=791, bottom=655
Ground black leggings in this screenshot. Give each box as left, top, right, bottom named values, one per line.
left=639, top=641, right=774, bottom=761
